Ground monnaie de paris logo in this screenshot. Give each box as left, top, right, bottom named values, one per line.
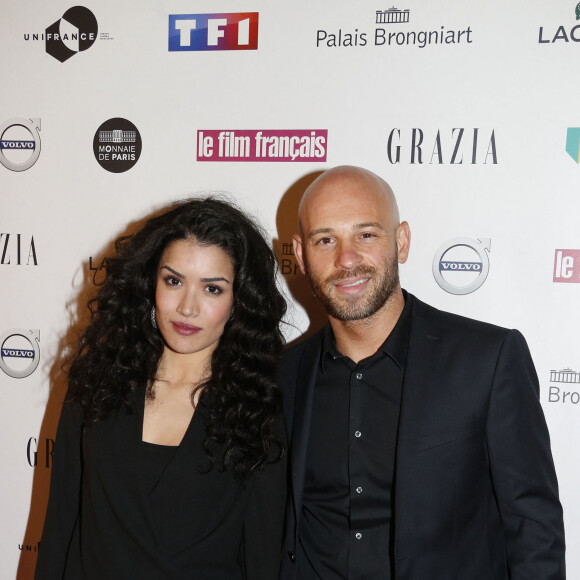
left=0, top=329, right=40, bottom=379
left=93, top=118, right=142, bottom=173
left=0, top=118, right=41, bottom=172
left=432, top=238, right=491, bottom=295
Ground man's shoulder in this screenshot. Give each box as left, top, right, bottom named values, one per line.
left=282, top=328, right=324, bottom=363
left=408, top=292, right=514, bottom=341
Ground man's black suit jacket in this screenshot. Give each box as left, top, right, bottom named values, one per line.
left=278, top=292, right=565, bottom=580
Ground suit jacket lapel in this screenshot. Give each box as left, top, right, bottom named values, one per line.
left=289, top=333, right=322, bottom=539
left=394, top=299, right=445, bottom=536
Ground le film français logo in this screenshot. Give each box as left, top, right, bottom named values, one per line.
left=553, top=249, right=580, bottom=283
left=197, top=130, right=327, bottom=162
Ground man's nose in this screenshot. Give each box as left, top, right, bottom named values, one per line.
left=335, top=240, right=362, bottom=270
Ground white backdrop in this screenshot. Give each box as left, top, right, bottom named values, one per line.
left=1, top=1, right=579, bottom=577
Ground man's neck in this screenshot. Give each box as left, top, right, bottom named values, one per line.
left=329, top=289, right=405, bottom=364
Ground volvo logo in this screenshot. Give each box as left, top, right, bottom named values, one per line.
left=432, top=237, right=491, bottom=295
left=0, top=329, right=41, bottom=378
left=0, top=118, right=41, bottom=172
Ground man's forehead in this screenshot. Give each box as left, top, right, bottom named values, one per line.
left=297, top=167, right=399, bottom=234
left=302, top=189, right=390, bottom=223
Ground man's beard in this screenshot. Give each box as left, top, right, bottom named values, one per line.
left=305, top=252, right=400, bottom=322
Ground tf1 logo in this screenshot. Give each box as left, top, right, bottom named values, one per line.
left=169, top=13, right=259, bottom=51
left=553, top=249, right=580, bottom=283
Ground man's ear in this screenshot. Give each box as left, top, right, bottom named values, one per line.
left=292, top=234, right=307, bottom=275
left=396, top=221, right=411, bottom=264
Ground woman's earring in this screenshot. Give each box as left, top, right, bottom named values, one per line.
left=151, top=306, right=158, bottom=329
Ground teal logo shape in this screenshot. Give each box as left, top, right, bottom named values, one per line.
left=566, top=128, right=580, bottom=163
left=576, top=2, right=580, bottom=20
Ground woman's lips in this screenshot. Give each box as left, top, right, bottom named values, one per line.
left=171, top=322, right=202, bottom=336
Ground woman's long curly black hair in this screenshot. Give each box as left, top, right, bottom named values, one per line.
left=67, top=196, right=287, bottom=484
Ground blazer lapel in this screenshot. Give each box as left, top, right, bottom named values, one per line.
left=394, top=301, right=445, bottom=536
left=289, top=334, right=322, bottom=539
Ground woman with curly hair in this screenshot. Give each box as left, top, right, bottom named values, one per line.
left=36, top=197, right=288, bottom=579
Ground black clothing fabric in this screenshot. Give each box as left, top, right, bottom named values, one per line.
left=140, top=440, right=179, bottom=493
left=297, top=298, right=410, bottom=580
left=279, top=292, right=565, bottom=580
left=35, top=388, right=287, bottom=580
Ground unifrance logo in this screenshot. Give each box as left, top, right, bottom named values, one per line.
left=316, top=7, right=472, bottom=49
left=18, top=540, right=41, bottom=555
left=547, top=368, right=580, bottom=406
left=169, top=13, right=259, bottom=51
left=23, top=7, right=113, bottom=61
left=432, top=238, right=491, bottom=295
left=553, top=249, right=580, bottom=282
left=93, top=118, right=142, bottom=173
left=387, top=128, right=497, bottom=165
left=197, top=130, right=327, bottom=162
left=0, top=329, right=40, bottom=379
left=0, top=118, right=41, bottom=171
left=539, top=3, right=580, bottom=43
left=45, top=7, right=98, bottom=62
left=566, top=128, right=580, bottom=163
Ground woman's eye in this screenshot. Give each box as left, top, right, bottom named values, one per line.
left=165, top=275, right=181, bottom=286
left=206, top=285, right=222, bottom=295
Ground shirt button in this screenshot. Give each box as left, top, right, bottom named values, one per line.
left=355, top=532, right=363, bottom=540
left=354, top=430, right=362, bottom=438
left=356, top=486, right=363, bottom=494
left=356, top=372, right=363, bottom=379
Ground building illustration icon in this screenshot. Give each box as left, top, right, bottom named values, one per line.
left=99, top=130, right=137, bottom=143
left=550, top=368, right=580, bottom=383
left=376, top=7, right=410, bottom=24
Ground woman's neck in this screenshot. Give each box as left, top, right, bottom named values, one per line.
left=155, top=347, right=212, bottom=389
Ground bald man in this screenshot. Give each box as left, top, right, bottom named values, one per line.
left=278, top=166, right=565, bottom=580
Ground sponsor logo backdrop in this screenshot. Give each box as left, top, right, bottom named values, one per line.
left=1, top=1, right=579, bottom=577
